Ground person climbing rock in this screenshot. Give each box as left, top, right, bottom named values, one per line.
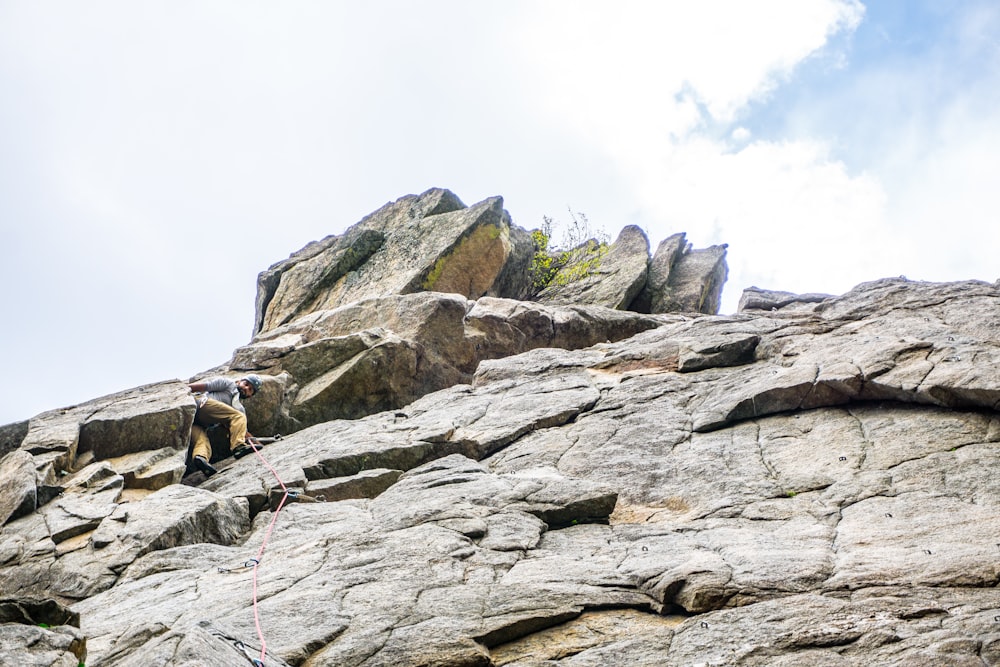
left=187, top=374, right=262, bottom=477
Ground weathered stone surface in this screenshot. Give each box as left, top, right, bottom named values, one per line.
left=96, top=619, right=295, bottom=666
left=255, top=189, right=534, bottom=335
left=630, top=232, right=729, bottom=315
left=738, top=285, right=835, bottom=313
left=6, top=198, right=1000, bottom=667
left=42, top=489, right=121, bottom=546
left=14, top=380, right=194, bottom=494
left=37, top=462, right=123, bottom=547
left=200, top=360, right=604, bottom=514
left=232, top=292, right=662, bottom=434
left=0, top=597, right=79, bottom=626
left=257, top=226, right=386, bottom=334
left=632, top=231, right=686, bottom=314
left=253, top=190, right=730, bottom=337
left=465, top=297, right=662, bottom=362
left=0, top=481, right=249, bottom=606
left=254, top=188, right=466, bottom=335
left=111, top=448, right=187, bottom=491
left=535, top=224, right=650, bottom=310
left=490, top=608, right=683, bottom=666
left=0, top=419, right=28, bottom=458
left=0, top=622, right=87, bottom=667
left=305, top=468, right=402, bottom=502
left=74, top=455, right=631, bottom=666
left=0, top=450, right=37, bottom=525
left=44, top=279, right=993, bottom=665
left=19, top=405, right=88, bottom=478
left=89, top=485, right=249, bottom=563
left=253, top=231, right=337, bottom=339
left=486, top=216, right=537, bottom=303
left=78, top=381, right=194, bottom=460
left=661, top=241, right=728, bottom=313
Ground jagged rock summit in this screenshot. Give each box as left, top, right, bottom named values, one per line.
left=2, top=189, right=999, bottom=667
left=253, top=188, right=727, bottom=337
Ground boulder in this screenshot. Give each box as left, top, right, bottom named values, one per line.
left=0, top=420, right=28, bottom=459
left=0, top=623, right=87, bottom=667
left=465, top=297, right=663, bottom=361
left=535, top=224, right=650, bottom=310
left=254, top=190, right=728, bottom=334
left=305, top=468, right=402, bottom=502
left=737, top=285, right=835, bottom=312
left=255, top=189, right=535, bottom=335
left=0, top=482, right=249, bottom=604
left=18, top=405, right=88, bottom=480
left=78, top=382, right=195, bottom=460
left=254, top=226, right=386, bottom=335
left=37, top=462, right=123, bottom=545
left=89, top=485, right=249, bottom=559
left=631, top=232, right=687, bottom=313
left=14, top=380, right=194, bottom=492
left=660, top=242, right=728, bottom=314
left=629, top=232, right=729, bottom=315
left=107, top=448, right=187, bottom=491
left=0, top=451, right=37, bottom=525
left=231, top=292, right=663, bottom=434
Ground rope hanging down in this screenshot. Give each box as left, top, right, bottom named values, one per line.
left=245, top=440, right=293, bottom=667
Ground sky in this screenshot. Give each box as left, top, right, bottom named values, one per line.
left=1, top=1, right=998, bottom=425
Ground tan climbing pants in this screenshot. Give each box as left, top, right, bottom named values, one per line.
left=190, top=398, right=247, bottom=461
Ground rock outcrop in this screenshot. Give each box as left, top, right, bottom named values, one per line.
left=2, top=190, right=998, bottom=666
left=534, top=224, right=651, bottom=310
left=255, top=189, right=727, bottom=341
left=254, top=189, right=537, bottom=336
left=231, top=292, right=663, bottom=434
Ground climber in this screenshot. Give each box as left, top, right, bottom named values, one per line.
left=186, top=374, right=263, bottom=477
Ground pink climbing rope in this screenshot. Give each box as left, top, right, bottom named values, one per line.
left=247, top=441, right=291, bottom=666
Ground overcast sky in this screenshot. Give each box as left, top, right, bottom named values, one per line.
left=2, top=1, right=998, bottom=425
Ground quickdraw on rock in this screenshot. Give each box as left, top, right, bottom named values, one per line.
left=210, top=628, right=265, bottom=667
left=234, top=639, right=266, bottom=667
left=268, top=487, right=321, bottom=510
left=217, top=558, right=260, bottom=574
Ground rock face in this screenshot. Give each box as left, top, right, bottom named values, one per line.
left=254, top=189, right=537, bottom=335
left=738, top=285, right=834, bottom=313
left=2, top=190, right=999, bottom=666
left=231, top=292, right=663, bottom=434
left=535, top=224, right=650, bottom=310
left=637, top=233, right=729, bottom=314
left=255, top=189, right=727, bottom=340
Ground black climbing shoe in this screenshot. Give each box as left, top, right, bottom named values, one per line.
left=233, top=443, right=254, bottom=459
left=193, top=456, right=217, bottom=477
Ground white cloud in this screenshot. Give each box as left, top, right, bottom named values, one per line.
left=767, top=2, right=1000, bottom=289
left=731, top=126, right=752, bottom=142
left=517, top=0, right=864, bottom=139
left=881, top=101, right=1000, bottom=283
left=650, top=137, right=893, bottom=311
left=515, top=0, right=873, bottom=311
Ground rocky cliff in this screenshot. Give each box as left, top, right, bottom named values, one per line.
left=1, top=190, right=998, bottom=667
